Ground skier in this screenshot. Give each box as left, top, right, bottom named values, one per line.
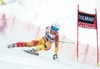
left=8, top=23, right=60, bottom=60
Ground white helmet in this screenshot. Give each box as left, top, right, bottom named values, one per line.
left=51, top=23, right=60, bottom=32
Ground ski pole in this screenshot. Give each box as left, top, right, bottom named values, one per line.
left=59, top=41, right=75, bottom=44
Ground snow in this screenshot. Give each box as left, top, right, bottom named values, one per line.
left=0, top=37, right=99, bottom=69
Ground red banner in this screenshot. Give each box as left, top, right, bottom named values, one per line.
left=78, top=11, right=97, bottom=29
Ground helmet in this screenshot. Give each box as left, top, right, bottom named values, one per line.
left=51, top=23, right=60, bottom=32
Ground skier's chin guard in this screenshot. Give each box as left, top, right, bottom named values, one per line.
left=44, top=42, right=51, bottom=51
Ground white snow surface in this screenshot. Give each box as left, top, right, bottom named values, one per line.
left=0, top=35, right=99, bottom=69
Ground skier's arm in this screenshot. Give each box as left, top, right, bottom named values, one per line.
left=55, top=41, right=59, bottom=54
left=53, top=35, right=59, bottom=60
left=54, top=35, right=59, bottom=54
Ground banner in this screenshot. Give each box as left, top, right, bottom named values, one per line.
left=78, top=11, right=97, bottom=29
left=77, top=5, right=99, bottom=67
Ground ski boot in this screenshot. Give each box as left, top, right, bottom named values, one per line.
left=7, top=43, right=16, bottom=48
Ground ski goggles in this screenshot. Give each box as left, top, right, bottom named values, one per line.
left=51, top=26, right=59, bottom=32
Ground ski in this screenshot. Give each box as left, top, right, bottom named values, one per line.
left=23, top=49, right=39, bottom=56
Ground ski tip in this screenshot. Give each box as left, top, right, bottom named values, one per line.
left=23, top=49, right=39, bottom=56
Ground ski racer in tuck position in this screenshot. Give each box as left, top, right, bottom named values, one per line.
left=8, top=23, right=60, bottom=60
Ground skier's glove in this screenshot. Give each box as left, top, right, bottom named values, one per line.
left=53, top=54, right=58, bottom=60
